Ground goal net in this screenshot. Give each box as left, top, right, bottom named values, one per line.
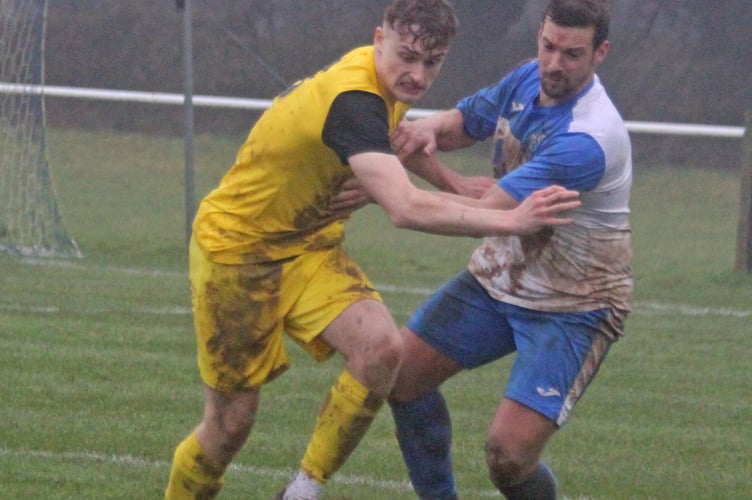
left=0, top=0, right=80, bottom=257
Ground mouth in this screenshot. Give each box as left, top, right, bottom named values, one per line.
left=399, top=81, right=426, bottom=96
left=543, top=72, right=565, bottom=83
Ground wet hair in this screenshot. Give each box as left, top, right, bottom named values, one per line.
left=542, top=0, right=610, bottom=48
left=383, top=0, right=458, bottom=51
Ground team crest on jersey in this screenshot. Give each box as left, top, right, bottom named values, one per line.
left=527, top=132, right=546, bottom=154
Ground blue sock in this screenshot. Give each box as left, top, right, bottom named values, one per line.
left=389, top=390, right=456, bottom=500
left=498, top=461, right=558, bottom=500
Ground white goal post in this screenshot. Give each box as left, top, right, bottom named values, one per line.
left=0, top=0, right=81, bottom=258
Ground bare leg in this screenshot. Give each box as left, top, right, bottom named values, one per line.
left=280, top=300, right=403, bottom=498
left=389, top=328, right=463, bottom=499
left=165, top=386, right=259, bottom=499
left=195, top=385, right=260, bottom=463
left=486, top=398, right=558, bottom=499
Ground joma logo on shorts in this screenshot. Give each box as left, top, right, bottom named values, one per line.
left=536, top=386, right=561, bottom=397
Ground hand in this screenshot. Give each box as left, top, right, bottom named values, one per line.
left=512, top=185, right=581, bottom=234
left=452, top=175, right=497, bottom=199
left=330, top=176, right=372, bottom=216
left=391, top=119, right=438, bottom=159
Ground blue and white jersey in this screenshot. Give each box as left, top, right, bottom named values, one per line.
left=458, top=60, right=633, bottom=323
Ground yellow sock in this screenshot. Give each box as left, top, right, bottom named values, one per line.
left=300, top=370, right=384, bottom=483
left=164, top=432, right=226, bottom=500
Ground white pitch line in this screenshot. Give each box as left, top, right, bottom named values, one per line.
left=0, top=446, right=410, bottom=490
left=636, top=301, right=751, bottom=318
left=1, top=298, right=749, bottom=319
left=0, top=447, right=500, bottom=496
left=0, top=303, right=192, bottom=315
left=9, top=258, right=752, bottom=319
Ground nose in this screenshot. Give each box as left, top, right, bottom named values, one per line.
left=547, top=51, right=564, bottom=72
left=408, top=62, right=426, bottom=86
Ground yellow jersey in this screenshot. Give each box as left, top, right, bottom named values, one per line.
left=193, top=46, right=410, bottom=264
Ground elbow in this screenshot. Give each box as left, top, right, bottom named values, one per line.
left=388, top=210, right=413, bottom=229
left=378, top=188, right=422, bottom=230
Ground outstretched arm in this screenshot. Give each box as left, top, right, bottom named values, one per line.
left=349, top=151, right=579, bottom=237
left=329, top=151, right=494, bottom=214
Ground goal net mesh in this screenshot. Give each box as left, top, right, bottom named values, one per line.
left=0, top=0, right=80, bottom=257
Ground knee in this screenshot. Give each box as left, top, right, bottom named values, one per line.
left=375, top=330, right=404, bottom=371
left=356, top=329, right=404, bottom=396
left=360, top=327, right=404, bottom=373
left=484, top=441, right=533, bottom=490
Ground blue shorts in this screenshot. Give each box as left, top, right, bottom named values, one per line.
left=407, top=270, right=614, bottom=426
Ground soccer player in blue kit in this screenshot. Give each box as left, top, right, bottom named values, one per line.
left=387, top=0, right=633, bottom=498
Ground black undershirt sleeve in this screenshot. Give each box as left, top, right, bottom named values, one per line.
left=322, top=90, right=395, bottom=165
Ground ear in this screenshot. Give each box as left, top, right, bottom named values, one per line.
left=374, top=26, right=384, bottom=46
left=593, top=40, right=610, bottom=66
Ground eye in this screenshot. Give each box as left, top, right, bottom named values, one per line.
left=425, top=57, right=443, bottom=67
left=400, top=52, right=418, bottom=63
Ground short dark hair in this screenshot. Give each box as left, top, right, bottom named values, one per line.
left=542, top=0, right=610, bottom=48
left=384, top=0, right=458, bottom=51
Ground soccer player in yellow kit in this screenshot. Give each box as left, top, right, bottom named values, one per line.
left=164, top=1, right=580, bottom=498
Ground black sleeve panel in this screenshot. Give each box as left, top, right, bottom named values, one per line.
left=322, top=90, right=395, bottom=164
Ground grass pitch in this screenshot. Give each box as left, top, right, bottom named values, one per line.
left=0, top=128, right=751, bottom=498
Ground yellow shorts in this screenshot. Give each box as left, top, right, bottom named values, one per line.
left=189, top=237, right=381, bottom=392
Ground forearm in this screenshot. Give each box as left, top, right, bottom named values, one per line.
left=350, top=152, right=576, bottom=239
left=431, top=109, right=475, bottom=152
left=402, top=154, right=466, bottom=193
left=386, top=187, right=520, bottom=237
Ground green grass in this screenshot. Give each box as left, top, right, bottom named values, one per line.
left=1, top=128, right=751, bottom=499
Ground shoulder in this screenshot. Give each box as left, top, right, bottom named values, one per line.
left=570, top=78, right=626, bottom=134
left=328, top=91, right=387, bottom=121
left=568, top=81, right=630, bottom=160
left=318, top=46, right=380, bottom=93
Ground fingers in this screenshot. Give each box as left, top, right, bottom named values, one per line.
left=543, top=200, right=581, bottom=214
left=530, top=186, right=581, bottom=212
left=543, top=216, right=575, bottom=226
left=535, top=185, right=580, bottom=200
left=391, top=120, right=437, bottom=158
left=338, top=177, right=361, bottom=191
left=330, top=178, right=372, bottom=213
left=330, top=191, right=368, bottom=211
left=513, top=185, right=581, bottom=234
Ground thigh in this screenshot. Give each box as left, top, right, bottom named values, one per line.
left=284, top=245, right=383, bottom=361
left=406, top=270, right=517, bottom=368
left=390, top=326, right=463, bottom=401
left=319, top=298, right=398, bottom=361
left=190, top=238, right=290, bottom=391
left=503, top=306, right=613, bottom=427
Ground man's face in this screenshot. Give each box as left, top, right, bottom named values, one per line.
left=374, top=22, right=449, bottom=104
left=536, top=18, right=608, bottom=106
